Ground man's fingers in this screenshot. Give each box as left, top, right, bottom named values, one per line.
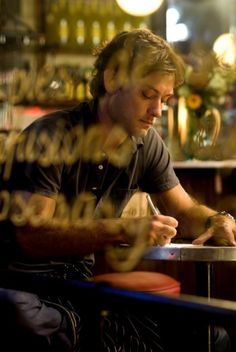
left=159, top=234, right=172, bottom=246
left=151, top=234, right=171, bottom=247
left=151, top=229, right=176, bottom=246
left=192, top=229, right=236, bottom=246
left=153, top=214, right=178, bottom=228
left=192, top=229, right=213, bottom=245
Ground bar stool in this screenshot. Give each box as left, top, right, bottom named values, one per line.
left=94, top=271, right=181, bottom=295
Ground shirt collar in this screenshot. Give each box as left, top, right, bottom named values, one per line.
left=90, top=98, right=144, bottom=153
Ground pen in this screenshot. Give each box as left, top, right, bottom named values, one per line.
left=146, top=194, right=159, bottom=215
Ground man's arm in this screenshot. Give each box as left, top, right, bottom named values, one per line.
left=151, top=184, right=236, bottom=246
left=11, top=191, right=158, bottom=259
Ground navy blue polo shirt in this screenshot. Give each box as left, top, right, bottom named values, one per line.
left=2, top=99, right=179, bottom=276
left=8, top=99, right=179, bottom=217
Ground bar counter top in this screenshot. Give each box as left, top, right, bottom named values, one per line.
left=144, top=243, right=236, bottom=262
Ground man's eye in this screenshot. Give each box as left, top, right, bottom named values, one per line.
left=142, top=91, right=155, bottom=99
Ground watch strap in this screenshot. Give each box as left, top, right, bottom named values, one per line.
left=205, top=211, right=235, bottom=229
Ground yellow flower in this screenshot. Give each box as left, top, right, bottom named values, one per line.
left=186, top=94, right=203, bottom=109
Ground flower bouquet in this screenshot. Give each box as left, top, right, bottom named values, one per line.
left=175, top=52, right=236, bottom=159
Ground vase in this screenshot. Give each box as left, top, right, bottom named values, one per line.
left=181, top=107, right=221, bottom=160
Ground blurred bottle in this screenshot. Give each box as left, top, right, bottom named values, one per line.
left=57, top=66, right=74, bottom=102
left=44, top=0, right=60, bottom=46
left=82, top=0, right=90, bottom=50
left=76, top=18, right=85, bottom=47
left=103, top=0, right=115, bottom=42
left=114, top=2, right=133, bottom=33
left=113, top=0, right=124, bottom=34
left=123, top=20, right=132, bottom=32
left=133, top=16, right=150, bottom=30
left=75, top=66, right=86, bottom=102
left=90, top=0, right=102, bottom=47
left=58, top=0, right=69, bottom=46
left=69, top=0, right=85, bottom=48
left=59, top=18, right=69, bottom=45
left=83, top=67, right=93, bottom=100
left=106, top=20, right=116, bottom=41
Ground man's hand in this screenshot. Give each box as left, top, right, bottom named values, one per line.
left=147, top=214, right=178, bottom=246
left=104, top=215, right=178, bottom=272
left=192, top=214, right=236, bottom=246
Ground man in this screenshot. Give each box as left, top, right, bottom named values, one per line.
left=0, top=28, right=235, bottom=351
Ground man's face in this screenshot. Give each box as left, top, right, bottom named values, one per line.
left=106, top=71, right=175, bottom=138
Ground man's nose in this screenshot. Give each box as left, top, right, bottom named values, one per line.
left=147, top=100, right=162, bottom=118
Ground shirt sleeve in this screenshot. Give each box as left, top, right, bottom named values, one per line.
left=139, top=128, right=179, bottom=193
left=8, top=115, right=65, bottom=198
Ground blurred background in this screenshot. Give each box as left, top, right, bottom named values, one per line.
left=1, top=0, right=236, bottom=334
left=0, top=0, right=236, bottom=215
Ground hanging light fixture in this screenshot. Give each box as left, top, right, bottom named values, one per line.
left=116, top=0, right=164, bottom=16
left=213, top=33, right=236, bottom=67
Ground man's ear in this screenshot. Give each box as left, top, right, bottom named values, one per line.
left=104, top=69, right=119, bottom=93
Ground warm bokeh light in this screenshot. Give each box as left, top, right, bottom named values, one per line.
left=116, top=0, right=164, bottom=16
left=178, top=96, right=188, bottom=146
left=166, top=8, right=189, bottom=42
left=213, top=33, right=236, bottom=67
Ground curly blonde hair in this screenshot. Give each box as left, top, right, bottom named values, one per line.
left=90, top=28, right=185, bottom=98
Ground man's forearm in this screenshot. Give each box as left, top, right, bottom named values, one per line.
left=176, top=204, right=216, bottom=240
left=15, top=219, right=126, bottom=259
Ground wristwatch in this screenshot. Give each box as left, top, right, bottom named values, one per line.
left=205, top=211, right=235, bottom=228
